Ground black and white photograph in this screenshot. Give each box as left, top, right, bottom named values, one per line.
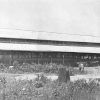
left=0, top=0, right=99, bottom=100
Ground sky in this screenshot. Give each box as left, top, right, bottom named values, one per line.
left=0, top=0, right=99, bottom=36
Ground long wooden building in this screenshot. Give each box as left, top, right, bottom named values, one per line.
left=0, top=29, right=100, bottom=67
left=0, top=0, right=99, bottom=67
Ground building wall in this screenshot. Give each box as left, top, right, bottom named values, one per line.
left=0, top=50, right=99, bottom=66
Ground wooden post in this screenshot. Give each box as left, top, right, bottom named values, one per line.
left=40, top=53, right=43, bottom=64
left=62, top=55, right=64, bottom=65
left=50, top=56, right=52, bottom=63
left=10, top=54, right=13, bottom=66
left=58, top=68, right=70, bottom=83
left=37, top=54, right=40, bottom=64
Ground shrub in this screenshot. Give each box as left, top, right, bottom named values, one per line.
left=67, top=79, right=100, bottom=100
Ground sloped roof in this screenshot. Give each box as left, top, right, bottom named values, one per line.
left=0, top=29, right=100, bottom=43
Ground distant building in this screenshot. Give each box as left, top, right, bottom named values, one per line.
left=0, top=29, right=100, bottom=66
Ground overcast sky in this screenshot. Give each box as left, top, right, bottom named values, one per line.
left=0, top=0, right=99, bottom=36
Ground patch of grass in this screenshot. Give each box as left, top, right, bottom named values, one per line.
left=0, top=62, right=99, bottom=100
left=0, top=73, right=99, bottom=100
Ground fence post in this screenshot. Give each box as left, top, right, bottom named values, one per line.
left=62, top=55, right=65, bottom=65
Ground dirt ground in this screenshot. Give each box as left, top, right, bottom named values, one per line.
left=0, top=66, right=100, bottom=84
